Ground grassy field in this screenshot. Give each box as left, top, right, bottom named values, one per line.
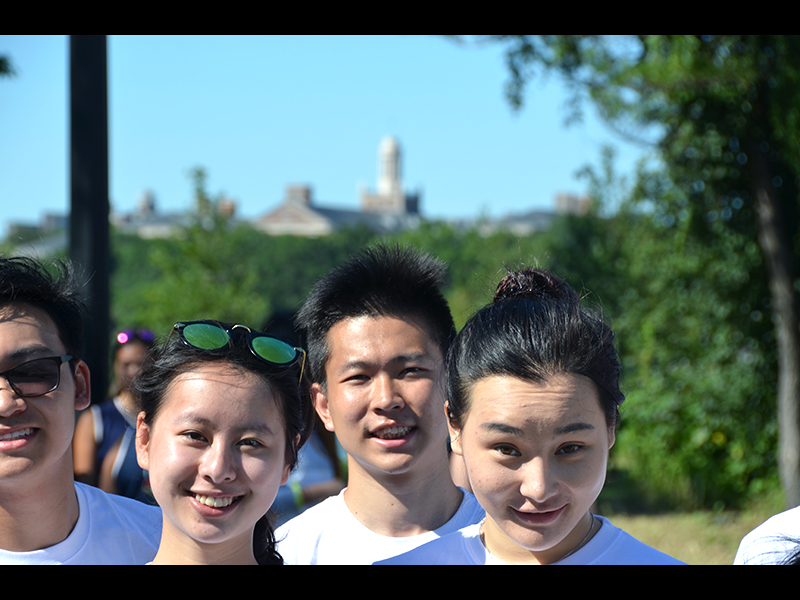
left=594, top=470, right=788, bottom=564
left=606, top=508, right=778, bottom=565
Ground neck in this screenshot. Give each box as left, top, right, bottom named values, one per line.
left=0, top=461, right=79, bottom=552
left=150, top=520, right=257, bottom=565
left=343, top=456, right=464, bottom=537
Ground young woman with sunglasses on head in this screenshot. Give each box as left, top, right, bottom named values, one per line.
left=380, top=269, right=683, bottom=565
left=133, top=321, right=313, bottom=565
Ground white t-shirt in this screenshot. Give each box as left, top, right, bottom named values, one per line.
left=377, top=516, right=684, bottom=565
left=0, top=482, right=161, bottom=565
left=734, top=505, right=800, bottom=565
left=275, top=487, right=484, bottom=564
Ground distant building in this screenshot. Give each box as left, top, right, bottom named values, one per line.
left=555, top=192, right=591, bottom=216
left=5, top=139, right=594, bottom=254
left=254, top=136, right=421, bottom=237
left=111, top=190, right=193, bottom=239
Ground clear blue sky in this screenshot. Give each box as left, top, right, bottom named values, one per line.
left=1, top=35, right=650, bottom=236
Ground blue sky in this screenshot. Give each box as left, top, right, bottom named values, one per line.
left=1, top=35, right=651, bottom=236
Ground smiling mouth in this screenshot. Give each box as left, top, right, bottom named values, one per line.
left=0, top=428, right=35, bottom=442
left=194, top=494, right=242, bottom=508
left=372, top=426, right=413, bottom=440
left=513, top=505, right=565, bottom=524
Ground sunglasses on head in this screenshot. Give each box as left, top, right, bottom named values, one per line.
left=168, top=320, right=306, bottom=383
left=0, top=355, right=73, bottom=398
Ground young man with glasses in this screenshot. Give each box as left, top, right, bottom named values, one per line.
left=0, top=256, right=161, bottom=564
left=275, top=244, right=484, bottom=564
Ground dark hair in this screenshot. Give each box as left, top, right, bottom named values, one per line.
left=0, top=255, right=86, bottom=362
left=446, top=268, right=624, bottom=431
left=132, top=324, right=313, bottom=565
left=296, top=243, right=455, bottom=386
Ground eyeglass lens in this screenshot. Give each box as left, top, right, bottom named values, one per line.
left=6, top=357, right=63, bottom=397
left=181, top=323, right=230, bottom=350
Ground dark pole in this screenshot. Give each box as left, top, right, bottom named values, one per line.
left=69, top=35, right=110, bottom=406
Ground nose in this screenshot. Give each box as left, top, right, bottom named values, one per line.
left=372, top=374, right=404, bottom=411
left=0, top=379, right=27, bottom=418
left=199, top=441, right=237, bottom=483
left=519, top=456, right=557, bottom=504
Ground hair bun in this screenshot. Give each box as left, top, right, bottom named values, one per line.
left=493, top=268, right=577, bottom=304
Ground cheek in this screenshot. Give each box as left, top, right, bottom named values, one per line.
left=462, top=449, right=515, bottom=503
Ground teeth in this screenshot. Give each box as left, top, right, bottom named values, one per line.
left=195, top=494, right=237, bottom=508
left=374, top=426, right=412, bottom=440
left=0, top=428, right=33, bottom=441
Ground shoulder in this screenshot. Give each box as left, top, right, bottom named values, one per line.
left=734, top=505, right=800, bottom=565
left=275, top=491, right=348, bottom=564
left=562, top=516, right=684, bottom=565
left=0, top=484, right=161, bottom=565
left=376, top=523, right=486, bottom=565
left=436, top=489, right=485, bottom=534
left=74, top=482, right=162, bottom=563
left=276, top=491, right=345, bottom=536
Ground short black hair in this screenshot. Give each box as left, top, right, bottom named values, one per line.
left=296, top=243, right=455, bottom=386
left=0, top=255, right=86, bottom=361
left=447, top=268, right=624, bottom=431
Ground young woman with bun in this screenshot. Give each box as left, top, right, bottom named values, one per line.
left=379, top=268, right=683, bottom=565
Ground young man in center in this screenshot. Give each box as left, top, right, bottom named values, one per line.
left=275, top=243, right=483, bottom=564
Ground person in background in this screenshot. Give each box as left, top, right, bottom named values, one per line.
left=275, top=244, right=484, bottom=564
left=73, top=328, right=155, bottom=503
left=380, top=268, right=683, bottom=565
left=0, top=256, right=161, bottom=565
left=734, top=504, right=800, bottom=564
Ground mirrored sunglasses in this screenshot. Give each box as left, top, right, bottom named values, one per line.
left=168, top=320, right=305, bottom=382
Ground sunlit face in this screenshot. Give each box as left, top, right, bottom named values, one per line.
left=136, top=364, right=290, bottom=557
left=0, top=303, right=90, bottom=485
left=313, top=315, right=448, bottom=481
left=449, top=373, right=614, bottom=565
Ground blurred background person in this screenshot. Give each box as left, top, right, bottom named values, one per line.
left=73, top=328, right=156, bottom=503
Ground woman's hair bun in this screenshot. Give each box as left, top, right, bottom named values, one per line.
left=493, top=268, right=578, bottom=304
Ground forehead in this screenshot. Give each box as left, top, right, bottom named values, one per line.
left=0, top=302, right=66, bottom=361
left=158, top=364, right=284, bottom=428
left=325, top=314, right=442, bottom=364
left=466, top=373, right=604, bottom=431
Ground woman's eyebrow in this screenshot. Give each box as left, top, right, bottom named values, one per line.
left=480, top=422, right=524, bottom=436
left=480, top=422, right=595, bottom=436
left=179, top=414, right=276, bottom=437
left=553, top=422, right=595, bottom=435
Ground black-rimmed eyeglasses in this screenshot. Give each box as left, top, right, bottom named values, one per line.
left=0, top=355, right=73, bottom=398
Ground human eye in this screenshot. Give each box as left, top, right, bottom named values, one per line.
left=239, top=438, right=264, bottom=449
left=556, top=443, right=583, bottom=456
left=181, top=431, right=207, bottom=443
left=399, top=366, right=424, bottom=378
left=494, top=444, right=521, bottom=458
left=343, top=373, right=369, bottom=384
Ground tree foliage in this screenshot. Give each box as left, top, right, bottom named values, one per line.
left=458, top=34, right=800, bottom=508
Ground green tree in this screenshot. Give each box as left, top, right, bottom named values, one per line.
left=114, top=167, right=269, bottom=334
left=453, top=35, right=800, bottom=507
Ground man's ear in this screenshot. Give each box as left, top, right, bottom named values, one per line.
left=445, top=401, right=462, bottom=455
left=72, top=360, right=91, bottom=412
left=312, top=382, right=334, bottom=432
left=135, top=412, right=151, bottom=471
